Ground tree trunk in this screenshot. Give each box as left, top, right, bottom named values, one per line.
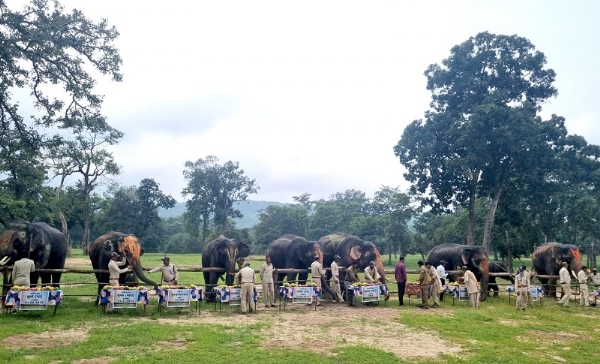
left=482, top=185, right=503, bottom=251
left=505, top=229, right=513, bottom=272
left=466, top=169, right=480, bottom=246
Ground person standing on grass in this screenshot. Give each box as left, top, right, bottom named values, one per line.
left=395, top=256, right=407, bottom=306
left=330, top=255, right=345, bottom=303
left=345, top=261, right=360, bottom=307
left=462, top=266, right=480, bottom=308
left=310, top=255, right=325, bottom=306
left=149, top=256, right=178, bottom=286
left=577, top=266, right=590, bottom=307
left=418, top=261, right=429, bottom=309
left=558, top=261, right=571, bottom=307
left=514, top=265, right=530, bottom=310
left=437, top=260, right=448, bottom=301
left=11, top=254, right=35, bottom=287
left=108, top=252, right=128, bottom=287
left=260, top=256, right=276, bottom=308
left=236, top=262, right=255, bottom=314
left=426, top=261, right=442, bottom=308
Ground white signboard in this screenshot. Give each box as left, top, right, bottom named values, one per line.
left=166, top=289, right=191, bottom=308
left=530, top=287, right=540, bottom=301
left=229, top=288, right=241, bottom=306
left=361, top=285, right=380, bottom=303
left=19, top=291, right=49, bottom=311
left=458, top=286, right=469, bottom=301
left=111, top=290, right=140, bottom=309
left=292, top=287, right=313, bottom=304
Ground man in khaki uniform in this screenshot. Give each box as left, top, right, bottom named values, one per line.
left=590, top=268, right=600, bottom=306
left=11, top=255, right=36, bottom=287
left=426, top=261, right=442, bottom=308
left=462, top=266, right=480, bottom=308
left=108, top=252, right=128, bottom=287
left=330, top=255, right=344, bottom=303
left=310, top=256, right=325, bottom=306
left=418, top=261, right=429, bottom=309
left=558, top=262, right=571, bottom=307
left=345, top=261, right=360, bottom=306
left=149, top=256, right=178, bottom=285
left=514, top=265, right=530, bottom=310
left=364, top=261, right=381, bottom=284
left=235, top=262, right=255, bottom=314
left=259, top=256, right=276, bottom=308
left=577, top=266, right=590, bottom=307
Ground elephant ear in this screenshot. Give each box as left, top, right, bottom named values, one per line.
left=236, top=241, right=250, bottom=257
left=461, top=248, right=473, bottom=265
left=350, top=244, right=362, bottom=261
left=103, top=240, right=115, bottom=252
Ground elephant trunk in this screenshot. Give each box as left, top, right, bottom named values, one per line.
left=131, top=258, right=158, bottom=289
left=373, top=250, right=386, bottom=284
left=225, top=246, right=238, bottom=286
left=479, top=259, right=489, bottom=302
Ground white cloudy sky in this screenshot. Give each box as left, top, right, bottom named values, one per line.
left=12, top=1, right=600, bottom=203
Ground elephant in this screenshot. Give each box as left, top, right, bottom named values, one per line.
left=317, top=233, right=386, bottom=285
left=89, top=232, right=158, bottom=303
left=266, top=234, right=336, bottom=297
left=532, top=242, right=583, bottom=299
left=201, top=235, right=250, bottom=300
left=0, top=221, right=68, bottom=287
left=427, top=243, right=490, bottom=301
left=488, top=261, right=514, bottom=297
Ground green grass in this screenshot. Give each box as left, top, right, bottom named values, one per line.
left=1, top=292, right=599, bottom=363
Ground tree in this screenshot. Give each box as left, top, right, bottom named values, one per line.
left=182, top=156, right=259, bottom=241
left=253, top=204, right=309, bottom=248
left=63, top=117, right=122, bottom=253
left=307, top=189, right=370, bottom=239
left=96, top=179, right=176, bottom=252
left=0, top=0, right=122, bottom=146
left=395, top=32, right=565, bottom=250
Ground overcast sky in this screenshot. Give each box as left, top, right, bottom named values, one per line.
left=14, top=1, right=600, bottom=203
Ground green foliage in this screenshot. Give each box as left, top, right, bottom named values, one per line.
left=182, top=155, right=259, bottom=241
left=253, top=204, right=310, bottom=247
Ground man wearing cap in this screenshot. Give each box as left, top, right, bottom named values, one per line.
left=108, top=252, right=129, bottom=287
left=418, top=261, right=429, bottom=309
left=577, top=266, right=591, bottom=307
left=259, top=256, right=276, bottom=308
left=395, top=256, right=407, bottom=306
left=364, top=260, right=381, bottom=284
left=149, top=256, right=178, bottom=286
left=310, top=255, right=325, bottom=306
left=462, top=266, right=480, bottom=308
left=345, top=261, right=360, bottom=306
left=514, top=264, right=530, bottom=310
left=330, top=255, right=344, bottom=303
left=235, top=262, right=256, bottom=314
left=426, top=261, right=442, bottom=308
left=590, top=268, right=600, bottom=306
left=558, top=261, right=571, bottom=307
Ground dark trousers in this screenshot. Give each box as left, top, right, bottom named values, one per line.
left=439, top=279, right=446, bottom=301
left=345, top=282, right=354, bottom=305
left=397, top=281, right=406, bottom=305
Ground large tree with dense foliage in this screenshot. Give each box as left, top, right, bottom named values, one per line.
left=182, top=156, right=259, bottom=241
left=253, top=204, right=309, bottom=248
left=393, top=31, right=597, bottom=250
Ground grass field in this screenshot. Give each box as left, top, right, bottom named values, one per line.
left=1, top=253, right=599, bottom=363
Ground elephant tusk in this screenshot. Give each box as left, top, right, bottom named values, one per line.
left=0, top=256, right=10, bottom=266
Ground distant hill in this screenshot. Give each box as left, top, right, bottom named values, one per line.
left=158, top=200, right=288, bottom=229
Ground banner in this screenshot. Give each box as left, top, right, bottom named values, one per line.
left=111, top=290, right=140, bottom=309
left=18, top=291, right=49, bottom=311
left=292, top=286, right=313, bottom=304
left=166, top=289, right=192, bottom=308
left=361, top=285, right=380, bottom=303
left=228, top=288, right=241, bottom=306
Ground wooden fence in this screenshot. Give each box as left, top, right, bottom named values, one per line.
left=2, top=265, right=564, bottom=307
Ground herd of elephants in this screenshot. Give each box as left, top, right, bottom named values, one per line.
left=0, top=220, right=586, bottom=302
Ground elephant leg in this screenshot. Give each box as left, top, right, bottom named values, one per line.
left=51, top=272, right=63, bottom=288
left=40, top=272, right=52, bottom=286
left=286, top=272, right=296, bottom=284
left=29, top=271, right=41, bottom=287
left=298, top=272, right=308, bottom=285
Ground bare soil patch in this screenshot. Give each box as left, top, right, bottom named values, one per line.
left=497, top=319, right=519, bottom=327
left=156, top=338, right=187, bottom=350
left=73, top=357, right=116, bottom=364
left=1, top=329, right=88, bottom=349
left=522, top=330, right=581, bottom=344
left=65, top=257, right=92, bottom=268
